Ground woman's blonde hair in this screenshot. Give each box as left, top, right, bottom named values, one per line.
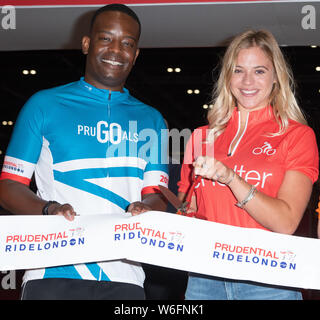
left=207, top=29, right=306, bottom=141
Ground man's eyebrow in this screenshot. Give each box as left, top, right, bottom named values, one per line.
left=97, top=30, right=138, bottom=41
left=97, top=30, right=112, bottom=35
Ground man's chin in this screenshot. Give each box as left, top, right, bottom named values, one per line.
left=94, top=74, right=126, bottom=91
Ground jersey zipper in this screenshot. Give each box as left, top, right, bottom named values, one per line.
left=227, top=111, right=249, bottom=157
left=107, top=90, right=111, bottom=120
left=97, top=90, right=112, bottom=281
left=106, top=90, right=111, bottom=178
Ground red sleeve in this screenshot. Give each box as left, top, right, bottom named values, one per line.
left=0, top=172, right=30, bottom=185
left=285, top=125, right=319, bottom=183
left=177, top=138, right=194, bottom=194
left=178, top=126, right=210, bottom=193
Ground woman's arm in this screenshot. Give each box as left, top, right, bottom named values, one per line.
left=194, top=156, right=312, bottom=234
left=228, top=169, right=312, bottom=234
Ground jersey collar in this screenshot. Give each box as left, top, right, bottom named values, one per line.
left=232, top=105, right=275, bottom=124
left=78, top=77, right=129, bottom=102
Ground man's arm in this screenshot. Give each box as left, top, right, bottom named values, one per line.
left=0, top=179, right=76, bottom=220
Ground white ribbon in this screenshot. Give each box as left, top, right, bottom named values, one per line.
left=1, top=211, right=320, bottom=290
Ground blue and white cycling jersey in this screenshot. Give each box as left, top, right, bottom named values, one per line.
left=0, top=78, right=168, bottom=287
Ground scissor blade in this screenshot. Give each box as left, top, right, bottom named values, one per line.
left=158, top=185, right=183, bottom=210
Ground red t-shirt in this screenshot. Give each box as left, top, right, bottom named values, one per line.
left=178, top=106, right=319, bottom=230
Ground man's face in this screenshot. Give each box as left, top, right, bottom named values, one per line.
left=82, top=10, right=140, bottom=91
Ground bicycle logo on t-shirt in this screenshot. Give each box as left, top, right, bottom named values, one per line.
left=252, top=142, right=276, bottom=156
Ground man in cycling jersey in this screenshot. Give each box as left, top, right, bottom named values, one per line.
left=0, top=4, right=168, bottom=299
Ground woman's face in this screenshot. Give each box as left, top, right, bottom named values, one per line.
left=230, top=46, right=276, bottom=112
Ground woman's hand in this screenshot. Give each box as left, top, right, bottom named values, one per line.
left=193, top=156, right=234, bottom=185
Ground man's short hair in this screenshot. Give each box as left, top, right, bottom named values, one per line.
left=90, top=3, right=141, bottom=38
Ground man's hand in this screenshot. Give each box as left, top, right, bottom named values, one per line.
left=49, top=202, right=77, bottom=221
left=126, top=201, right=152, bottom=216
left=127, top=192, right=167, bottom=216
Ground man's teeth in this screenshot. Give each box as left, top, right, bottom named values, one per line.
left=102, top=59, right=123, bottom=66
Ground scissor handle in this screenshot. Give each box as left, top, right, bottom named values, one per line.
left=177, top=176, right=202, bottom=217
left=184, top=175, right=201, bottom=207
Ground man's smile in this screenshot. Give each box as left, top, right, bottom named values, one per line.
left=101, top=58, right=124, bottom=66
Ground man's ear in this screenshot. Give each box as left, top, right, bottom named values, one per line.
left=81, top=36, right=90, bottom=55
left=133, top=48, right=140, bottom=65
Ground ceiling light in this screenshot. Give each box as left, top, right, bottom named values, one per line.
left=174, top=68, right=181, bottom=72
left=2, top=121, right=7, bottom=125
left=188, top=89, right=201, bottom=95
left=8, top=121, right=13, bottom=125
left=167, top=67, right=173, bottom=73
left=23, top=69, right=37, bottom=75
left=311, top=45, right=317, bottom=48
left=203, top=104, right=208, bottom=109
left=316, top=66, right=320, bottom=71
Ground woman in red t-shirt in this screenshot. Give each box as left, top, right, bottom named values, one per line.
left=178, top=29, right=319, bottom=300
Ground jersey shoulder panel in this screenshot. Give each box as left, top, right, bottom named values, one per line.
left=283, top=121, right=319, bottom=183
